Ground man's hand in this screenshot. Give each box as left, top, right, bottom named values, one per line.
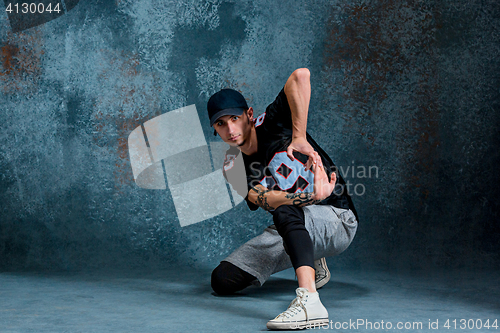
left=286, top=137, right=321, bottom=171
left=311, top=161, right=337, bottom=201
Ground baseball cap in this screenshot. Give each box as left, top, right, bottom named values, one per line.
left=207, top=88, right=249, bottom=128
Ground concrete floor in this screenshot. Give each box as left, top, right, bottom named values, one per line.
left=1, top=264, right=499, bottom=332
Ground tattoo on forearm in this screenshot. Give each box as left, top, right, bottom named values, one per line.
left=250, top=187, right=320, bottom=210
left=250, top=186, right=273, bottom=211
left=285, top=192, right=321, bottom=206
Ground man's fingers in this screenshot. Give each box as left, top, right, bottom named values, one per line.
left=306, top=152, right=321, bottom=171
left=330, top=172, right=337, bottom=184
left=313, top=152, right=322, bottom=167
left=306, top=156, right=314, bottom=171
left=312, top=159, right=320, bottom=173
left=286, top=146, right=295, bottom=161
left=288, top=144, right=322, bottom=170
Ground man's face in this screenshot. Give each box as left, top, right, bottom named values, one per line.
left=213, top=108, right=254, bottom=147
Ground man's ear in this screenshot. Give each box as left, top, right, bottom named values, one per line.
left=246, top=107, right=254, bottom=121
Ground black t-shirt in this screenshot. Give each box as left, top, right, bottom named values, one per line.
left=223, top=87, right=358, bottom=221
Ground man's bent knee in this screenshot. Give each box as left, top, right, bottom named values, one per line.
left=272, top=205, right=306, bottom=237
left=272, top=205, right=305, bottom=226
left=211, top=261, right=256, bottom=295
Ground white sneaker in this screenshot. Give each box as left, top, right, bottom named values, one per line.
left=266, top=287, right=329, bottom=330
left=314, top=257, right=331, bottom=290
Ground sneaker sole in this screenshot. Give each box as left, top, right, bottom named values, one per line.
left=315, top=258, right=331, bottom=290
left=267, top=318, right=329, bottom=330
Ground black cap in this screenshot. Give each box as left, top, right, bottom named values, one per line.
left=207, top=88, right=248, bottom=127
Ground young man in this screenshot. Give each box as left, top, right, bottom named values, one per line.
left=207, top=68, right=359, bottom=330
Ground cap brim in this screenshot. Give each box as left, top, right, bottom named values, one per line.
left=210, top=108, right=245, bottom=126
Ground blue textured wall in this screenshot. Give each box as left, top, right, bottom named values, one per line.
left=1, top=0, right=499, bottom=271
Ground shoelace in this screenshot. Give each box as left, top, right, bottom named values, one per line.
left=276, top=293, right=308, bottom=319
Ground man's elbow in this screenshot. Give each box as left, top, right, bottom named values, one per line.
left=247, top=186, right=260, bottom=206
left=291, top=68, right=310, bottom=83
left=286, top=68, right=310, bottom=93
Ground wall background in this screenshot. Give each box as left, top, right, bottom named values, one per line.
left=1, top=0, right=498, bottom=272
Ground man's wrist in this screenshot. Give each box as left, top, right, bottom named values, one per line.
left=292, top=131, right=306, bottom=140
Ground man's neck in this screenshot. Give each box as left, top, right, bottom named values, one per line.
left=239, top=127, right=258, bottom=156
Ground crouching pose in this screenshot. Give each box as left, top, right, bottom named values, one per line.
left=207, top=68, right=359, bottom=330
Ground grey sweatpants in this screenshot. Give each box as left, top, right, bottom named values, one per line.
left=223, top=205, right=358, bottom=286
